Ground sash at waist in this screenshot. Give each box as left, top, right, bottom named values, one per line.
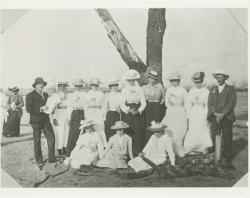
left=88, top=105, right=102, bottom=109
left=57, top=105, right=67, bottom=109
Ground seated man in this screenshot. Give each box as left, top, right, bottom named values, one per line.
left=128, top=121, right=175, bottom=172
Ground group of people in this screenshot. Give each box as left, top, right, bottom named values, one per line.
left=2, top=68, right=237, bottom=173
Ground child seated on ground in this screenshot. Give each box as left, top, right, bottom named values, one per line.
left=64, top=120, right=104, bottom=169
left=128, top=121, right=175, bottom=172
left=96, top=121, right=134, bottom=169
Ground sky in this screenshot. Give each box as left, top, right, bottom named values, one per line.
left=0, top=9, right=248, bottom=89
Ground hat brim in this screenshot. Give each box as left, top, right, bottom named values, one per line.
left=73, top=83, right=83, bottom=86
left=111, top=126, right=129, bottom=130
left=79, top=124, right=95, bottom=130
left=192, top=78, right=203, bottom=83
left=212, top=73, right=229, bottom=80
left=8, top=88, right=19, bottom=92
left=168, top=78, right=181, bottom=81
left=32, top=81, right=47, bottom=88
left=57, top=83, right=69, bottom=86
left=147, top=126, right=167, bottom=132
left=148, top=73, right=159, bottom=80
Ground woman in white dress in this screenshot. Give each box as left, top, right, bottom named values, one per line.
left=161, top=72, right=187, bottom=157
left=128, top=121, right=175, bottom=172
left=184, top=72, right=213, bottom=154
left=96, top=121, right=133, bottom=169
left=50, top=81, right=70, bottom=159
left=85, top=78, right=106, bottom=146
left=64, top=120, right=104, bottom=169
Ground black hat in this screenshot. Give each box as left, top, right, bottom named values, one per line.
left=32, top=77, right=47, bottom=88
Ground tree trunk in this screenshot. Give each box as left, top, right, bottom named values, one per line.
left=142, top=8, right=166, bottom=84
left=96, top=9, right=146, bottom=74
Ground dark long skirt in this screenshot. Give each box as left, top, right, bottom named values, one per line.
left=121, top=103, right=145, bottom=155
left=144, top=102, right=162, bottom=145
left=104, top=111, right=120, bottom=142
left=65, top=110, right=85, bottom=157
left=3, top=109, right=22, bottom=137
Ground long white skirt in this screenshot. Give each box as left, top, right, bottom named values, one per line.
left=85, top=108, right=107, bottom=146
left=184, top=106, right=213, bottom=154
left=53, top=109, right=69, bottom=150
left=161, top=106, right=187, bottom=157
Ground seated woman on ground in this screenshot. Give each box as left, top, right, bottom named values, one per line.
left=64, top=120, right=104, bottom=170
left=96, top=121, right=134, bottom=169
left=128, top=121, right=175, bottom=172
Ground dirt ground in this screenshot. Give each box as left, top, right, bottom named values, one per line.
left=1, top=94, right=248, bottom=187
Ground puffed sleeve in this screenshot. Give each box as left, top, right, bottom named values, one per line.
left=120, top=88, right=130, bottom=114
left=138, top=87, right=146, bottom=114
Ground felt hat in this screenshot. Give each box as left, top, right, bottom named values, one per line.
left=212, top=70, right=229, bottom=80
left=79, top=120, right=96, bottom=130
left=147, top=70, right=159, bottom=80
left=108, top=77, right=119, bottom=86
left=124, top=69, right=140, bottom=80
left=111, top=121, right=129, bottom=130
left=8, top=86, right=19, bottom=92
left=147, top=121, right=167, bottom=132
left=192, top=72, right=205, bottom=83
left=167, top=72, right=182, bottom=81
left=89, top=78, right=101, bottom=86
left=73, top=79, right=84, bottom=86
left=32, top=77, right=47, bottom=88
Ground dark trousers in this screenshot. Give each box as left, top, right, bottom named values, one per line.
left=209, top=116, right=233, bottom=163
left=66, top=110, right=84, bottom=157
left=31, top=118, right=56, bottom=164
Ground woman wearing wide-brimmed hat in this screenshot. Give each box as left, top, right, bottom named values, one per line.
left=120, top=69, right=146, bottom=155
left=2, top=86, right=24, bottom=137
left=128, top=121, right=175, bottom=172
left=142, top=70, right=165, bottom=145
left=103, top=77, right=122, bottom=141
left=84, top=78, right=106, bottom=146
left=161, top=72, right=188, bottom=157
left=65, top=78, right=86, bottom=159
left=96, top=121, right=133, bottom=169
left=64, top=120, right=104, bottom=169
left=47, top=81, right=70, bottom=159
left=184, top=72, right=213, bottom=155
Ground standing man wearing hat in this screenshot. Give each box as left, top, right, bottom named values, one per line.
left=3, top=87, right=24, bottom=137
left=142, top=70, right=165, bottom=145
left=65, top=79, right=86, bottom=160
left=161, top=72, right=187, bottom=157
left=120, top=69, right=146, bottom=155
left=207, top=70, right=237, bottom=169
left=26, top=77, right=56, bottom=166
left=184, top=72, right=213, bottom=155
left=103, top=77, right=122, bottom=141
left=49, top=81, right=70, bottom=160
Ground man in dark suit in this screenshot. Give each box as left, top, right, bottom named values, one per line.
left=207, top=70, right=237, bottom=169
left=26, top=77, right=56, bottom=168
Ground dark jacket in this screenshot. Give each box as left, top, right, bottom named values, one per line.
left=207, top=84, right=237, bottom=122
left=25, top=90, right=49, bottom=124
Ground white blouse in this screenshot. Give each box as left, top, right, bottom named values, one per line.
left=165, top=86, right=187, bottom=108
left=120, top=85, right=146, bottom=114
left=103, top=91, right=122, bottom=115
left=67, top=90, right=86, bottom=118
left=85, top=90, right=105, bottom=109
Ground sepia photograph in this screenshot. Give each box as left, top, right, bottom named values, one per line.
left=0, top=7, right=248, bottom=188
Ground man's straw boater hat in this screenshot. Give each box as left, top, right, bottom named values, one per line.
left=32, top=77, right=47, bottom=88
left=79, top=120, right=96, bottom=130
left=192, top=72, right=205, bottom=83
left=8, top=86, right=19, bottom=92
left=212, top=70, right=229, bottom=80
left=124, top=69, right=140, bottom=80
left=73, top=79, right=84, bottom=86
left=167, top=72, right=182, bottom=81
left=108, top=77, right=119, bottom=86
left=147, top=70, right=159, bottom=80
left=147, top=121, right=167, bottom=133
left=89, top=78, right=101, bottom=86
left=111, top=121, right=129, bottom=130
left=57, top=81, right=69, bottom=86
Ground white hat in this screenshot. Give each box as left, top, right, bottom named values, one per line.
left=147, top=70, right=159, bottom=80
left=108, top=77, right=119, bottom=86
left=73, top=79, right=84, bottom=86
left=124, top=69, right=140, bottom=80
left=79, top=120, right=96, bottom=130
left=111, top=121, right=129, bottom=130
left=89, top=78, right=101, bottom=86
left=57, top=81, right=68, bottom=86
left=147, top=121, right=167, bottom=132
left=167, top=72, right=182, bottom=80
left=212, top=70, right=229, bottom=80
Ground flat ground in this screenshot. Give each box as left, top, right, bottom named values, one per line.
left=1, top=93, right=248, bottom=187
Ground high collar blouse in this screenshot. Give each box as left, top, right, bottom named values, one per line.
left=165, top=86, right=188, bottom=108
left=143, top=83, right=165, bottom=103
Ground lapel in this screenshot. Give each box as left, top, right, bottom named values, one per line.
left=219, top=84, right=229, bottom=97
